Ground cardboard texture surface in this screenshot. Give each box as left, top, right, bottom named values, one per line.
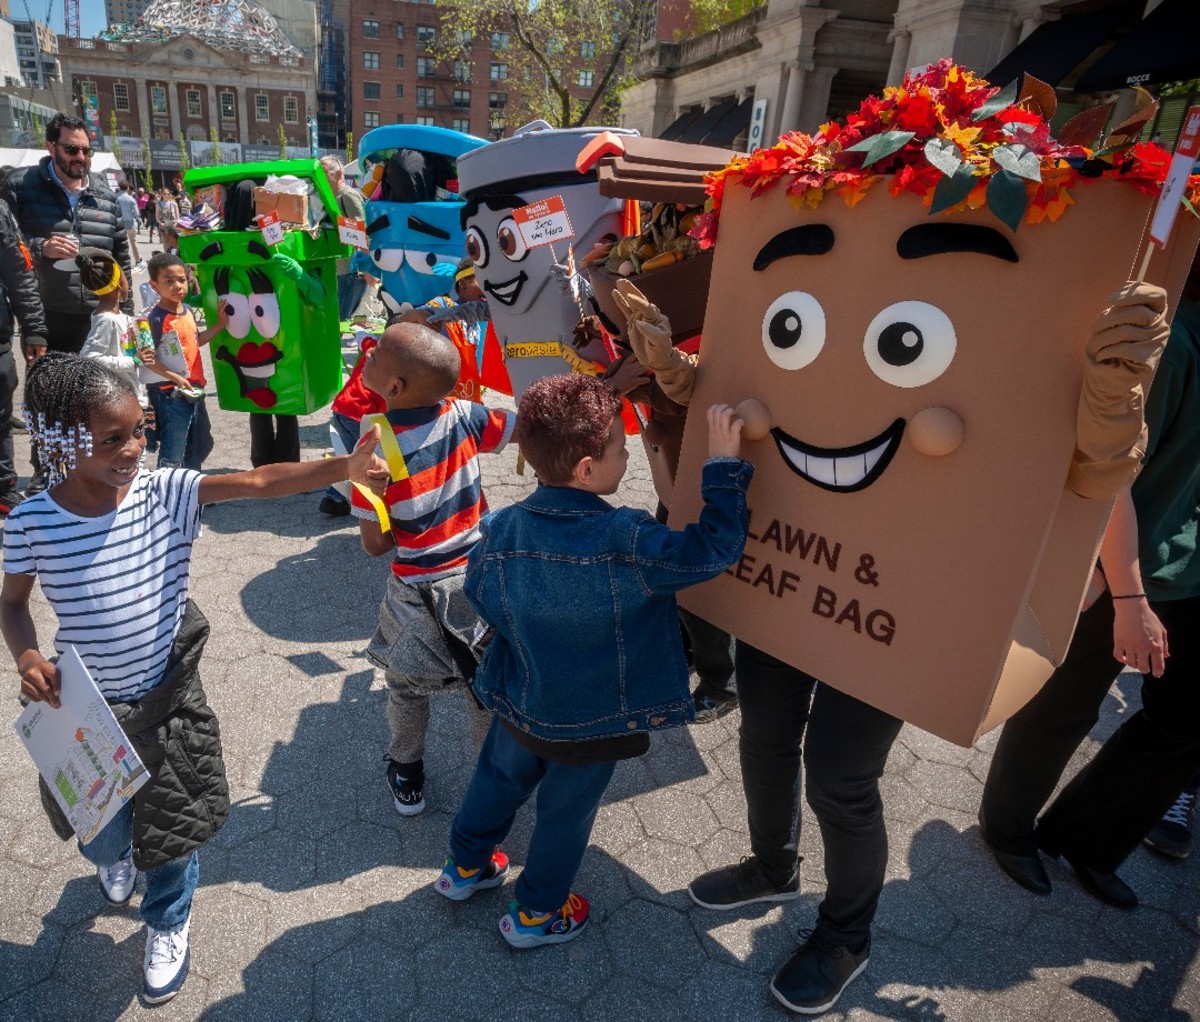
left=668, top=182, right=1188, bottom=746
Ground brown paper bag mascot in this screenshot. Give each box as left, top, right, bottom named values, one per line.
left=614, top=62, right=1199, bottom=1015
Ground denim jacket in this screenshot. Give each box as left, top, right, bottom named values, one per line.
left=465, top=457, right=754, bottom=742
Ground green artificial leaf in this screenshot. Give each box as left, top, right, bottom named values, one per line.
left=986, top=168, right=1028, bottom=232
left=1183, top=193, right=1199, bottom=220
left=924, top=138, right=963, bottom=178
left=972, top=79, right=1019, bottom=123
left=846, top=130, right=916, bottom=167
left=992, top=144, right=1042, bottom=183
left=929, top=164, right=978, bottom=215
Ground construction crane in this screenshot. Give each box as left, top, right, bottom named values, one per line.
left=64, top=0, right=79, bottom=38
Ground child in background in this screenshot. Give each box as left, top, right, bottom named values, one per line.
left=353, top=321, right=514, bottom=817
left=0, top=353, right=383, bottom=1004
left=318, top=331, right=385, bottom=517
left=434, top=375, right=752, bottom=948
left=145, top=252, right=224, bottom=470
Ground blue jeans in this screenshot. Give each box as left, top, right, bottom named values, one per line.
left=77, top=801, right=199, bottom=930
left=325, top=409, right=361, bottom=504
left=450, top=718, right=615, bottom=913
left=338, top=273, right=368, bottom=322
left=148, top=386, right=201, bottom=469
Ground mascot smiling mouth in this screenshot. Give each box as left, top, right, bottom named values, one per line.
left=484, top=271, right=527, bottom=307
left=771, top=418, right=905, bottom=492
left=215, top=342, right=284, bottom=409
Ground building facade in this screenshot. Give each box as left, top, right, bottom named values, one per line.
left=11, top=19, right=60, bottom=89
left=105, top=0, right=153, bottom=27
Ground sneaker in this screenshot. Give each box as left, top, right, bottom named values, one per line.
left=0, top=488, right=24, bottom=515
left=98, top=848, right=138, bottom=905
left=692, top=689, right=738, bottom=724
left=143, top=918, right=190, bottom=1004
left=1144, top=789, right=1196, bottom=860
left=386, top=758, right=425, bottom=816
left=770, top=930, right=870, bottom=1015
left=688, top=856, right=800, bottom=911
left=499, top=892, right=590, bottom=948
left=434, top=849, right=510, bottom=901
left=318, top=493, right=351, bottom=517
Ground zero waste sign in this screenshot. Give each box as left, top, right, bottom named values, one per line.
left=512, top=195, right=575, bottom=249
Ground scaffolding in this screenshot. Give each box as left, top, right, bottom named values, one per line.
left=99, top=0, right=302, bottom=59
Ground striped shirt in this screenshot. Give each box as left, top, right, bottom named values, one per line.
left=2, top=469, right=203, bottom=702
left=351, top=399, right=514, bottom=582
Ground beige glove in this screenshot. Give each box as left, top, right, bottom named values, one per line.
left=612, top=278, right=699, bottom=405
left=1067, top=281, right=1169, bottom=500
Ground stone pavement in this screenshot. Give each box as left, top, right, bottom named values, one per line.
left=0, top=257, right=1196, bottom=1020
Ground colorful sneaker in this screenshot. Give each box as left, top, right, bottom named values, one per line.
left=499, top=892, right=590, bottom=948
left=98, top=848, right=138, bottom=905
left=434, top=849, right=510, bottom=901
left=143, top=917, right=190, bottom=1004
left=386, top=758, right=425, bottom=816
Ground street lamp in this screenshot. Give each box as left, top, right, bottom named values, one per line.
left=308, top=116, right=319, bottom=156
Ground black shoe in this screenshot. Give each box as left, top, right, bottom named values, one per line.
left=385, top=758, right=425, bottom=816
left=0, top=488, right=23, bottom=515
left=692, top=689, right=738, bottom=724
left=318, top=494, right=352, bottom=517
left=770, top=930, right=870, bottom=1015
left=1144, top=789, right=1195, bottom=860
left=981, top=835, right=1051, bottom=895
left=1038, top=833, right=1137, bottom=910
left=688, top=856, right=800, bottom=910
left=9, top=413, right=25, bottom=432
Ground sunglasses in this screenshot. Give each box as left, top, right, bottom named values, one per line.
left=58, top=143, right=92, bottom=157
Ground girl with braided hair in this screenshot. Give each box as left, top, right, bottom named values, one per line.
left=0, top=353, right=384, bottom=1004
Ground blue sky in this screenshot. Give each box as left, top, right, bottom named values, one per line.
left=40, top=1, right=108, bottom=37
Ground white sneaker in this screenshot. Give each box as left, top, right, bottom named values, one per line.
left=143, top=918, right=190, bottom=1004
left=97, top=850, right=138, bottom=905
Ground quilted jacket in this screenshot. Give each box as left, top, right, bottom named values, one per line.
left=39, top=600, right=230, bottom=869
left=0, top=157, right=132, bottom=318
left=0, top=197, right=46, bottom=354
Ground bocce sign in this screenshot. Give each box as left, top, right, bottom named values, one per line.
left=338, top=215, right=368, bottom=249
left=512, top=196, right=575, bottom=249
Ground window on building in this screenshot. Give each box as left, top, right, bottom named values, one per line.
left=417, top=56, right=435, bottom=78
left=150, top=84, right=167, bottom=113
left=417, top=25, right=436, bottom=47
left=220, top=91, right=235, bottom=119
left=491, top=32, right=509, bottom=51
left=255, top=93, right=269, bottom=121
left=364, top=112, right=381, bottom=128
left=577, top=70, right=594, bottom=88
left=546, top=38, right=563, bottom=56
left=185, top=88, right=202, bottom=118
left=79, top=79, right=97, bottom=100
left=395, top=23, right=404, bottom=38
left=395, top=53, right=405, bottom=69
left=363, top=50, right=380, bottom=70
left=363, top=81, right=381, bottom=101
left=581, top=40, right=596, bottom=58
left=112, top=82, right=130, bottom=112
left=453, top=88, right=470, bottom=109
left=490, top=62, right=508, bottom=81
left=284, top=96, right=298, bottom=123
left=415, top=115, right=434, bottom=126
left=416, top=86, right=435, bottom=108
left=455, top=30, right=473, bottom=46
left=453, top=60, right=471, bottom=82
left=452, top=118, right=470, bottom=133
left=362, top=19, right=379, bottom=38
left=489, top=91, right=506, bottom=110
left=395, top=83, right=405, bottom=99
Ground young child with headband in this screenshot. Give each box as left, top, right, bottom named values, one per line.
left=0, top=353, right=384, bottom=1005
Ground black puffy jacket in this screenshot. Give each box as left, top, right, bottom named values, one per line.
left=0, top=157, right=132, bottom=318
left=0, top=197, right=46, bottom=354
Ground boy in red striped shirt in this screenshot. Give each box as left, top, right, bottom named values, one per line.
left=353, top=322, right=515, bottom=817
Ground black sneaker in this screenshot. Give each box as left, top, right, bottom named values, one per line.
left=770, top=930, right=870, bottom=1015
left=688, top=856, right=800, bottom=910
left=692, top=689, right=738, bottom=724
left=318, top=494, right=352, bottom=517
left=0, top=489, right=23, bottom=515
left=386, top=758, right=425, bottom=816
left=1144, top=789, right=1195, bottom=860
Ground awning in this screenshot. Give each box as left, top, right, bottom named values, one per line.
left=1075, top=0, right=1200, bottom=92
left=677, top=100, right=737, bottom=144
left=702, top=96, right=753, bottom=148
left=985, top=0, right=1140, bottom=88
left=659, top=106, right=704, bottom=141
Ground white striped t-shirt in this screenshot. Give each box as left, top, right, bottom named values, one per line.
left=2, top=468, right=203, bottom=702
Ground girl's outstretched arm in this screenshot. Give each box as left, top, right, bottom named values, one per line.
left=0, top=573, right=59, bottom=707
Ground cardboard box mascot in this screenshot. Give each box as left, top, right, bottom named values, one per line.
left=621, top=63, right=1200, bottom=746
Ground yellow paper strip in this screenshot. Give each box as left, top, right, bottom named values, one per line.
left=364, top=412, right=408, bottom=481
left=352, top=481, right=391, bottom=533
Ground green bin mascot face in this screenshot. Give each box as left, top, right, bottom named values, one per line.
left=211, top=263, right=284, bottom=409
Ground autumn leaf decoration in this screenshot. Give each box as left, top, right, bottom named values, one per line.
left=691, top=60, right=1200, bottom=249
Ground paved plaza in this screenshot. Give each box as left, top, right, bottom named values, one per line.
left=0, top=257, right=1196, bottom=1020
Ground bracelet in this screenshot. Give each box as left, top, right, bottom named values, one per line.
left=1111, top=593, right=1148, bottom=600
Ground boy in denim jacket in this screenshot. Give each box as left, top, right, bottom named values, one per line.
left=433, top=374, right=753, bottom=947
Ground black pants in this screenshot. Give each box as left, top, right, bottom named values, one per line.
left=47, top=311, right=93, bottom=355
left=681, top=608, right=734, bottom=695
left=249, top=413, right=299, bottom=467
left=981, top=592, right=1200, bottom=873
left=0, top=346, right=16, bottom=490
left=737, top=640, right=902, bottom=947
